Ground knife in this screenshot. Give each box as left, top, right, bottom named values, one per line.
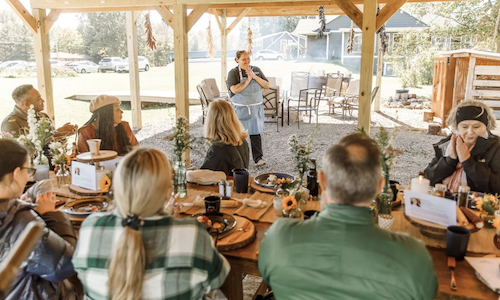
left=448, top=256, right=457, bottom=291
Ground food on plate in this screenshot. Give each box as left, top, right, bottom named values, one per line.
left=197, top=215, right=212, bottom=228
left=71, top=203, right=100, bottom=213
left=212, top=222, right=222, bottom=230
left=266, top=174, right=292, bottom=186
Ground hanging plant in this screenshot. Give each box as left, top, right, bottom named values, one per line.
left=317, top=6, right=326, bottom=38
left=376, top=7, right=388, bottom=54
left=144, top=12, right=157, bottom=51
left=347, top=21, right=355, bottom=54
left=206, top=19, right=216, bottom=60
left=247, top=21, right=253, bottom=55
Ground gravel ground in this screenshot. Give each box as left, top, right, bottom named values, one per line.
left=137, top=101, right=445, bottom=188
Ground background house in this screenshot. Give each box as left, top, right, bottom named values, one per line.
left=293, top=11, right=428, bottom=75
left=253, top=31, right=306, bottom=57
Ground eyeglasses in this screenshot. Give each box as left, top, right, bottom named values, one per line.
left=21, top=167, right=37, bottom=177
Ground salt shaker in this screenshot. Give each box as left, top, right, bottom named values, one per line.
left=218, top=180, right=226, bottom=197
left=225, top=180, right=233, bottom=198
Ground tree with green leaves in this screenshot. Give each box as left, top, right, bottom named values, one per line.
left=49, top=26, right=84, bottom=54
left=0, top=9, right=34, bottom=61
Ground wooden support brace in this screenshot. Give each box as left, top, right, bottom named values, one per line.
left=212, top=8, right=223, bottom=34
left=227, top=8, right=252, bottom=35
left=187, top=4, right=211, bottom=32
left=333, top=0, right=363, bottom=29
left=156, top=5, right=174, bottom=28
left=376, top=0, right=407, bottom=31
left=44, top=10, right=61, bottom=34
left=133, top=11, right=142, bottom=23
left=6, top=0, right=37, bottom=34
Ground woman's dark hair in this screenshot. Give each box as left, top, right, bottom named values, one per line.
left=236, top=50, right=247, bottom=59
left=0, top=140, right=28, bottom=182
left=81, top=104, right=131, bottom=155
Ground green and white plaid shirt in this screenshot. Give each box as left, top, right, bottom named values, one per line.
left=72, top=211, right=230, bottom=300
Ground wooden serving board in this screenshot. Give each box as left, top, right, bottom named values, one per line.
left=69, top=184, right=107, bottom=196
left=404, top=213, right=478, bottom=240
left=216, top=216, right=256, bottom=251
left=76, top=150, right=117, bottom=163
left=249, top=180, right=275, bottom=194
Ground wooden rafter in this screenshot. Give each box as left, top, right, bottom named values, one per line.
left=223, top=7, right=343, bottom=17
left=211, top=8, right=223, bottom=34
left=156, top=5, right=174, bottom=27
left=6, top=0, right=37, bottom=33
left=376, top=0, right=407, bottom=30
left=227, top=8, right=251, bottom=34
left=332, top=0, right=363, bottom=29
left=44, top=9, right=61, bottom=34
left=187, top=4, right=211, bottom=32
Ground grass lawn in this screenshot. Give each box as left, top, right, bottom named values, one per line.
left=0, top=60, right=433, bottom=130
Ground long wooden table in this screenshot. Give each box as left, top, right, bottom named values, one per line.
left=184, top=183, right=499, bottom=300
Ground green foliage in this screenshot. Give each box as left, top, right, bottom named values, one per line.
left=285, top=44, right=303, bottom=59
left=387, top=30, right=439, bottom=88
left=50, top=26, right=84, bottom=54
left=0, top=9, right=34, bottom=61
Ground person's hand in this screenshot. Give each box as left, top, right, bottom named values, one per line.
left=34, top=192, right=56, bottom=215
left=56, top=123, right=78, bottom=137
left=456, top=135, right=471, bottom=162
left=449, top=134, right=458, bottom=160
left=246, top=66, right=257, bottom=79
left=164, top=192, right=180, bottom=217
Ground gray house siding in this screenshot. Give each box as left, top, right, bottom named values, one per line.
left=329, top=32, right=342, bottom=60
left=306, top=35, right=327, bottom=59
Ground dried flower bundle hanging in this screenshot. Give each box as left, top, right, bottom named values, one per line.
left=317, top=6, right=326, bottom=38
left=347, top=21, right=355, bottom=54
left=247, top=21, right=253, bottom=55
left=206, top=19, right=216, bottom=60
left=144, top=12, right=157, bottom=51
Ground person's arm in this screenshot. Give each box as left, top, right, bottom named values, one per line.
left=55, top=123, right=78, bottom=138
left=1, top=117, right=22, bottom=138
left=77, top=126, right=92, bottom=153
left=122, top=122, right=139, bottom=147
left=424, top=140, right=458, bottom=186
left=251, top=66, right=270, bottom=90
left=230, top=76, right=252, bottom=95
left=462, top=144, right=500, bottom=194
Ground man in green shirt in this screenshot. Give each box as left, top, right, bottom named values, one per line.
left=259, top=133, right=438, bottom=300
left=1, top=84, right=77, bottom=138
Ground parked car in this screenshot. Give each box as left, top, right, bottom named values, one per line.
left=254, top=50, right=283, bottom=60
left=67, top=61, right=100, bottom=73
left=98, top=57, right=123, bottom=72
left=0, top=60, right=27, bottom=71
left=116, top=56, right=150, bottom=73
left=25, top=62, right=37, bottom=70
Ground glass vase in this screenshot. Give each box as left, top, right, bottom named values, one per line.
left=33, top=164, right=50, bottom=181
left=282, top=207, right=302, bottom=218
left=273, top=188, right=287, bottom=217
left=378, top=174, right=393, bottom=216
left=481, top=214, right=495, bottom=228
left=173, top=158, right=187, bottom=198
left=290, top=185, right=309, bottom=211
left=56, top=164, right=70, bottom=188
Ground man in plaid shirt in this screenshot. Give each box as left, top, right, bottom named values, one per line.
left=72, top=210, right=230, bottom=300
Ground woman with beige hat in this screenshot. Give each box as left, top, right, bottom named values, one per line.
left=77, top=95, right=139, bottom=155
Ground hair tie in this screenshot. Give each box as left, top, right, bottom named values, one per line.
left=121, top=214, right=143, bottom=231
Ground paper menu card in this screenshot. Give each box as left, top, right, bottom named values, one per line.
left=404, top=190, right=457, bottom=227
left=465, top=257, right=500, bottom=292
left=71, top=161, right=107, bottom=191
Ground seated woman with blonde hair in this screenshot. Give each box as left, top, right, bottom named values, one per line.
left=201, top=99, right=250, bottom=175
left=72, top=147, right=230, bottom=300
left=78, top=95, right=139, bottom=156
left=424, top=100, right=500, bottom=194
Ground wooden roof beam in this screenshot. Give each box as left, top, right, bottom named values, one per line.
left=187, top=4, right=211, bottom=32
left=227, top=8, right=251, bottom=34
left=376, top=0, right=407, bottom=30
left=156, top=5, right=174, bottom=27
left=44, top=9, right=61, bottom=34
left=224, top=7, right=344, bottom=17
left=212, top=8, right=223, bottom=34
left=332, top=0, right=363, bottom=29
left=6, top=0, right=37, bottom=34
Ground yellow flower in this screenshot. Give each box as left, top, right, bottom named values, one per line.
left=99, top=175, right=111, bottom=192
left=282, top=195, right=297, bottom=210
left=493, top=217, right=500, bottom=229
left=65, top=154, right=71, bottom=166
left=286, top=178, right=291, bottom=184
left=475, top=198, right=484, bottom=212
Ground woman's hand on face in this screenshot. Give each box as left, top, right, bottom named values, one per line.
left=449, top=134, right=458, bottom=159
left=34, top=192, right=56, bottom=215
left=456, top=134, right=471, bottom=162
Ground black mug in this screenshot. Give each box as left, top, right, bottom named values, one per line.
left=446, top=226, right=471, bottom=261
left=303, top=210, right=319, bottom=220
left=233, top=169, right=249, bottom=193
left=204, top=195, right=221, bottom=214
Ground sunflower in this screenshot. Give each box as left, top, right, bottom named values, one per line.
left=65, top=154, right=71, bottom=165
left=475, top=198, right=484, bottom=212
left=493, top=217, right=500, bottom=230
left=99, top=175, right=111, bottom=192
left=282, top=195, right=297, bottom=210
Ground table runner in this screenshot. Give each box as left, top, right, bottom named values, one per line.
left=392, top=211, right=500, bottom=254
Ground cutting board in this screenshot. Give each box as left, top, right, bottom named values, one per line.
left=216, top=216, right=256, bottom=251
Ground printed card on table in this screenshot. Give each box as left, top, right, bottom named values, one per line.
left=404, top=190, right=457, bottom=227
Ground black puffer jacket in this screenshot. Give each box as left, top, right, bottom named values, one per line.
left=424, top=134, right=500, bottom=194
left=201, top=139, right=250, bottom=176
left=0, top=199, right=77, bottom=300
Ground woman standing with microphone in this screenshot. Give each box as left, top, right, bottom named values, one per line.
left=227, top=50, right=269, bottom=166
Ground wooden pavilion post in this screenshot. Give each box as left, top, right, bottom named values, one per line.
left=374, top=32, right=383, bottom=112
left=221, top=9, right=228, bottom=93
left=358, top=0, right=377, bottom=133
left=173, top=2, right=190, bottom=162
left=126, top=11, right=142, bottom=131
left=32, top=9, right=55, bottom=123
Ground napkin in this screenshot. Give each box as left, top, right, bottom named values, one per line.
left=186, top=170, right=226, bottom=185
left=241, top=198, right=268, bottom=208
left=22, top=179, right=53, bottom=203
left=182, top=195, right=240, bottom=208
left=465, top=256, right=500, bottom=292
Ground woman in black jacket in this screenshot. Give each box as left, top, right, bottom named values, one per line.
left=201, top=100, right=250, bottom=176
left=424, top=100, right=500, bottom=194
left=0, top=139, right=80, bottom=300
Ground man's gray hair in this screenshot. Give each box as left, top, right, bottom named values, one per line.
left=322, top=133, right=382, bottom=205
left=12, top=84, right=34, bottom=104
left=446, top=100, right=496, bottom=131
